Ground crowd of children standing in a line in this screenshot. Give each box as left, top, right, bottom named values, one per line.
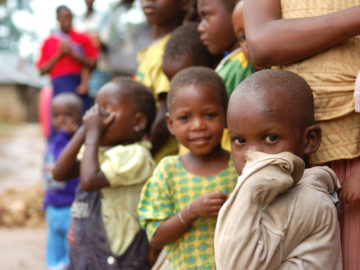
left=36, top=0, right=360, bottom=269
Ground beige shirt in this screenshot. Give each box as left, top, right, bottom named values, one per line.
left=214, top=151, right=342, bottom=270
left=278, top=0, right=360, bottom=164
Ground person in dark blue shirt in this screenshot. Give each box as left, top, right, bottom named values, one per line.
left=43, top=92, right=82, bottom=270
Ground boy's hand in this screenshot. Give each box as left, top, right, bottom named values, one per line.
left=58, top=119, right=79, bottom=135
left=190, top=190, right=228, bottom=219
left=83, top=105, right=114, bottom=135
left=340, top=171, right=360, bottom=204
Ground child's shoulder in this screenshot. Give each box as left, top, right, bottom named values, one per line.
left=137, top=34, right=171, bottom=61
left=104, top=141, right=151, bottom=153
left=297, top=166, right=340, bottom=205
left=154, top=155, right=181, bottom=173
left=94, top=141, right=153, bottom=167
left=216, top=48, right=255, bottom=71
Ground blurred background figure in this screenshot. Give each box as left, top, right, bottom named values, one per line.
left=75, top=0, right=112, bottom=98
left=36, top=5, right=98, bottom=140
left=100, top=0, right=153, bottom=77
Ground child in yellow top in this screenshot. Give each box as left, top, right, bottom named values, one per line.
left=138, top=67, right=238, bottom=269
left=53, top=78, right=156, bottom=269
left=135, top=0, right=194, bottom=163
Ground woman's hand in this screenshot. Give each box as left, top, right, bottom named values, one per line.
left=340, top=170, right=360, bottom=204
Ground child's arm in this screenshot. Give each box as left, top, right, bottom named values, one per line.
left=79, top=105, right=114, bottom=191
left=52, top=125, right=84, bottom=181
left=243, top=0, right=360, bottom=67
left=149, top=94, right=171, bottom=157
left=150, top=190, right=227, bottom=249
left=51, top=119, right=80, bottom=159
left=214, top=152, right=304, bottom=269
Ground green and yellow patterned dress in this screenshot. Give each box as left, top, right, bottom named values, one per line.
left=138, top=155, right=238, bottom=269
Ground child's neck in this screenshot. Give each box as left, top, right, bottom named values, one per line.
left=152, top=17, right=183, bottom=39
left=225, top=42, right=240, bottom=56
left=180, top=146, right=230, bottom=177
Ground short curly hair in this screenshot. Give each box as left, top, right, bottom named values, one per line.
left=167, top=66, right=228, bottom=114
left=110, top=77, right=156, bottom=134
left=163, top=22, right=217, bottom=68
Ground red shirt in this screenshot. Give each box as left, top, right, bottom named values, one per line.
left=36, top=30, right=98, bottom=79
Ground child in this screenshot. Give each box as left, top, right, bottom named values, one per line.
left=214, top=69, right=342, bottom=269
left=138, top=66, right=238, bottom=269
left=197, top=0, right=256, bottom=97
left=197, top=0, right=256, bottom=152
left=231, top=0, right=249, bottom=62
left=162, top=22, right=220, bottom=81
left=135, top=0, right=193, bottom=163
left=242, top=2, right=360, bottom=268
left=162, top=21, right=221, bottom=156
left=52, top=78, right=156, bottom=269
left=44, top=92, right=82, bottom=270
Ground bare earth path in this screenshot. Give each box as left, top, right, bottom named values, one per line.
left=0, top=228, right=46, bottom=270
left=0, top=123, right=46, bottom=270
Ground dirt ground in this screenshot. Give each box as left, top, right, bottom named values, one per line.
left=0, top=123, right=46, bottom=270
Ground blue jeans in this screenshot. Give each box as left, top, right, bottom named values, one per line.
left=45, top=205, right=71, bottom=268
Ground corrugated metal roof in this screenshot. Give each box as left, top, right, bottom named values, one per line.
left=0, top=51, right=48, bottom=88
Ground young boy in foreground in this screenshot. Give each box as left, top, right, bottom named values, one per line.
left=214, top=69, right=342, bottom=269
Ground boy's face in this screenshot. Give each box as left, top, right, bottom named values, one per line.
left=57, top=9, right=72, bottom=33
left=140, top=0, right=184, bottom=25
left=197, top=0, right=237, bottom=55
left=232, top=2, right=249, bottom=60
left=52, top=102, right=81, bottom=132
left=166, top=84, right=226, bottom=157
left=227, top=91, right=309, bottom=174
left=95, top=83, right=140, bottom=146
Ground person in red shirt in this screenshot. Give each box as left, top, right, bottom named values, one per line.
left=37, top=5, right=99, bottom=117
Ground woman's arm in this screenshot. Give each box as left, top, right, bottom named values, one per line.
left=243, top=0, right=360, bottom=67
left=38, top=41, right=72, bottom=75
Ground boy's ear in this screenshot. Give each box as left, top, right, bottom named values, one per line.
left=303, top=125, right=322, bottom=155
left=165, top=112, right=176, bottom=136
left=133, top=112, right=147, bottom=133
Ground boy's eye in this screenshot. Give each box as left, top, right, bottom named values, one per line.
left=178, top=115, right=189, bottom=121
left=205, top=112, right=216, bottom=119
left=233, top=137, right=246, bottom=145
left=264, top=134, right=278, bottom=144
left=200, top=11, right=208, bottom=18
